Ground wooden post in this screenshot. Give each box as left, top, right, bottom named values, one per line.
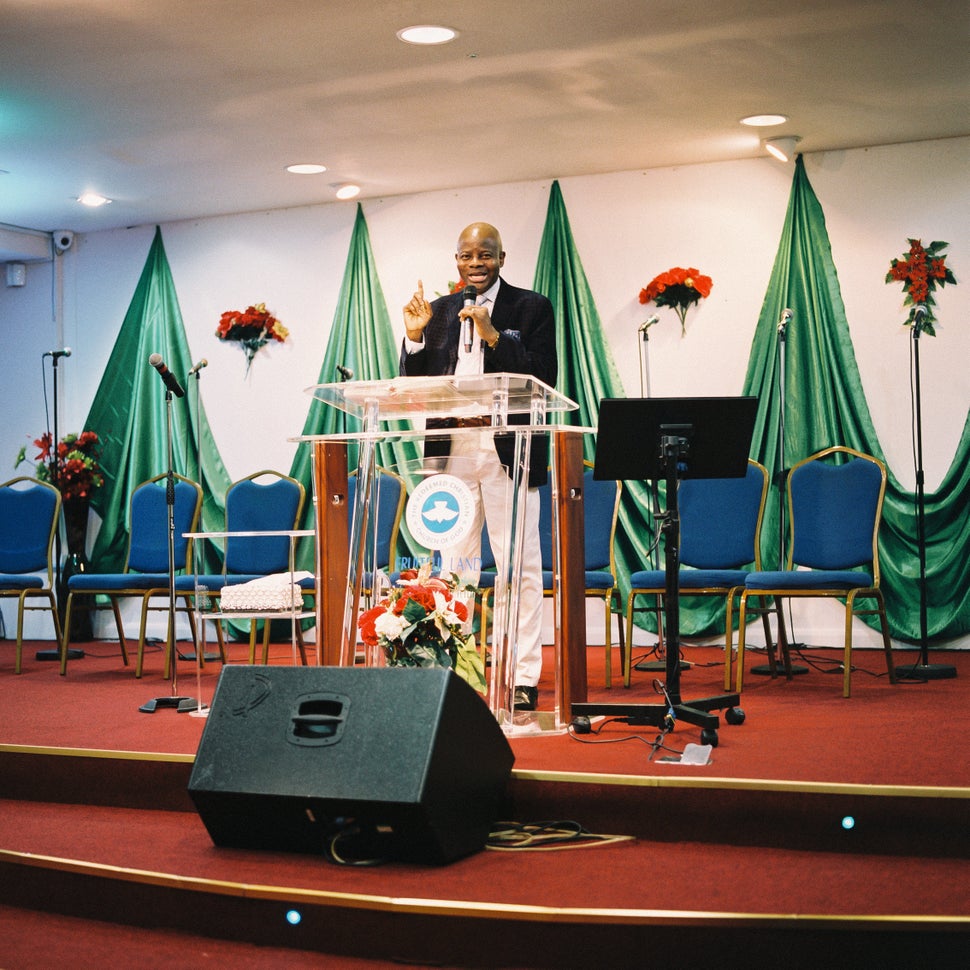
left=553, top=430, right=587, bottom=712
left=312, top=441, right=349, bottom=666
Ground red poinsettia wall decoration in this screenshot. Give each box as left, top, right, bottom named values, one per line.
left=885, top=239, right=957, bottom=337
left=216, top=302, right=289, bottom=373
left=638, top=266, right=713, bottom=335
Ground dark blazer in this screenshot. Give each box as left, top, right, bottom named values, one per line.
left=400, top=278, right=558, bottom=486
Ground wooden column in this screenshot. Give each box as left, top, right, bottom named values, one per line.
left=312, top=441, right=349, bottom=666
left=553, top=430, right=587, bottom=712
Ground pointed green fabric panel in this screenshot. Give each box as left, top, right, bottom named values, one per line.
left=743, top=157, right=969, bottom=641
left=532, top=181, right=720, bottom=636
left=85, top=227, right=231, bottom=572
left=880, top=413, right=970, bottom=641
left=289, top=204, right=420, bottom=569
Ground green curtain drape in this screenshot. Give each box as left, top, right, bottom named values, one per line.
left=532, top=181, right=720, bottom=635
left=289, top=204, right=420, bottom=569
left=743, top=156, right=970, bottom=642
left=85, top=227, right=231, bottom=572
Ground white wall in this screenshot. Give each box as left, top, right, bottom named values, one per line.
left=3, top=137, right=968, bottom=649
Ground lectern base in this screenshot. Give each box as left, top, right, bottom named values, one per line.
left=496, top=709, right=567, bottom=737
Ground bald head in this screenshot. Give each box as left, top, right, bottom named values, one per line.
left=455, top=222, right=505, bottom=294
left=457, top=222, right=503, bottom=253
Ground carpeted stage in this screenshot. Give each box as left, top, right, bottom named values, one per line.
left=2, top=637, right=968, bottom=968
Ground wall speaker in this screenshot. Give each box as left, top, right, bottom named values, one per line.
left=189, top=666, right=514, bottom=865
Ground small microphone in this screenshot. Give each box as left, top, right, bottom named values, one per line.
left=462, top=285, right=477, bottom=352
left=777, top=308, right=793, bottom=335
left=912, top=304, right=927, bottom=335
left=638, top=314, right=660, bottom=333
left=44, top=348, right=72, bottom=359
left=187, top=358, right=208, bottom=376
left=336, top=364, right=354, bottom=381
left=149, top=353, right=185, bottom=397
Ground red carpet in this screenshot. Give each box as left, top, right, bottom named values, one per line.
left=2, top=638, right=966, bottom=787
left=2, top=638, right=969, bottom=967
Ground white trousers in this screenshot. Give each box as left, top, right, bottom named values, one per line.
left=437, top=432, right=543, bottom=687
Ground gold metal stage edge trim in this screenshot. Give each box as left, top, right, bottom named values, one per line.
left=2, top=849, right=967, bottom=931
left=3, top=744, right=967, bottom=802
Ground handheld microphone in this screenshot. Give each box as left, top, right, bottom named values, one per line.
left=336, top=364, right=354, bottom=381
left=777, top=308, right=793, bottom=335
left=638, top=314, right=660, bottom=333
left=187, top=358, right=208, bottom=376
left=43, top=348, right=72, bottom=359
left=462, top=285, right=477, bottom=352
left=149, top=353, right=186, bottom=397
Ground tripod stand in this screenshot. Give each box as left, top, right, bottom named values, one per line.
left=573, top=396, right=758, bottom=746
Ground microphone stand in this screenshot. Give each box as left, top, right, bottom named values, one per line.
left=140, top=386, right=198, bottom=713
left=39, top=352, right=84, bottom=661
left=752, top=312, right=806, bottom=677
left=633, top=320, right=681, bottom=673
left=896, top=309, right=956, bottom=682
left=177, top=366, right=218, bottom=670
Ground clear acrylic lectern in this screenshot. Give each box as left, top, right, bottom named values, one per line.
left=297, top=372, right=591, bottom=733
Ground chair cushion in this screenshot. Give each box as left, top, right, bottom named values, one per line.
left=0, top=576, right=45, bottom=590
left=630, top=568, right=749, bottom=590
left=67, top=573, right=172, bottom=591
left=540, top=569, right=615, bottom=591
left=745, top=569, right=873, bottom=590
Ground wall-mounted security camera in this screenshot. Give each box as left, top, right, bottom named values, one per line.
left=53, top=231, right=75, bottom=253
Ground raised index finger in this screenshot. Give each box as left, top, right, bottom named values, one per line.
left=417, top=280, right=424, bottom=302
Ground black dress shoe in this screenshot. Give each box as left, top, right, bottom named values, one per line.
left=513, top=685, right=538, bottom=711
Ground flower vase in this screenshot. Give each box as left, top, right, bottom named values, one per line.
left=59, top=497, right=94, bottom=641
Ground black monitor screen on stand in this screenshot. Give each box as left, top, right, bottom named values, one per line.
left=575, top=395, right=759, bottom=746
left=593, top=396, right=758, bottom=483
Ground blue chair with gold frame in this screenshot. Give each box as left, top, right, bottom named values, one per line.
left=735, top=446, right=895, bottom=698
left=0, top=477, right=63, bottom=674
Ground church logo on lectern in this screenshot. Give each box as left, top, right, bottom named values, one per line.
left=407, top=474, right=476, bottom=549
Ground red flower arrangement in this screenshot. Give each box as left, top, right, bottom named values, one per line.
left=357, top=563, right=485, bottom=693
left=216, top=302, right=289, bottom=373
left=639, top=266, right=713, bottom=335
left=16, top=431, right=103, bottom=501
left=885, top=239, right=957, bottom=337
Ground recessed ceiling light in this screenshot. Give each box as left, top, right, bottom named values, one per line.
left=741, top=114, right=788, bottom=127
left=286, top=163, right=327, bottom=174
left=397, top=25, right=458, bottom=45
left=763, top=136, right=801, bottom=162
left=334, top=183, right=361, bottom=200
left=77, top=192, right=111, bottom=207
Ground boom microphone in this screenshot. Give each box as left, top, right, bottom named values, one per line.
left=638, top=314, right=660, bottom=333
left=188, top=358, right=208, bottom=376
left=149, top=353, right=186, bottom=397
left=43, top=348, right=72, bottom=358
left=462, top=285, right=477, bottom=352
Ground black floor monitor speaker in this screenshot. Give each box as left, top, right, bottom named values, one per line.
left=188, top=666, right=515, bottom=865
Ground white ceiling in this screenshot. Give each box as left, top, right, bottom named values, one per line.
left=1, top=0, right=967, bottom=247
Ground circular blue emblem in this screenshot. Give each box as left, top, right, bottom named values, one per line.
left=406, top=474, right=476, bottom=549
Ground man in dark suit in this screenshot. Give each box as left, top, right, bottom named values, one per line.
left=400, top=222, right=558, bottom=711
